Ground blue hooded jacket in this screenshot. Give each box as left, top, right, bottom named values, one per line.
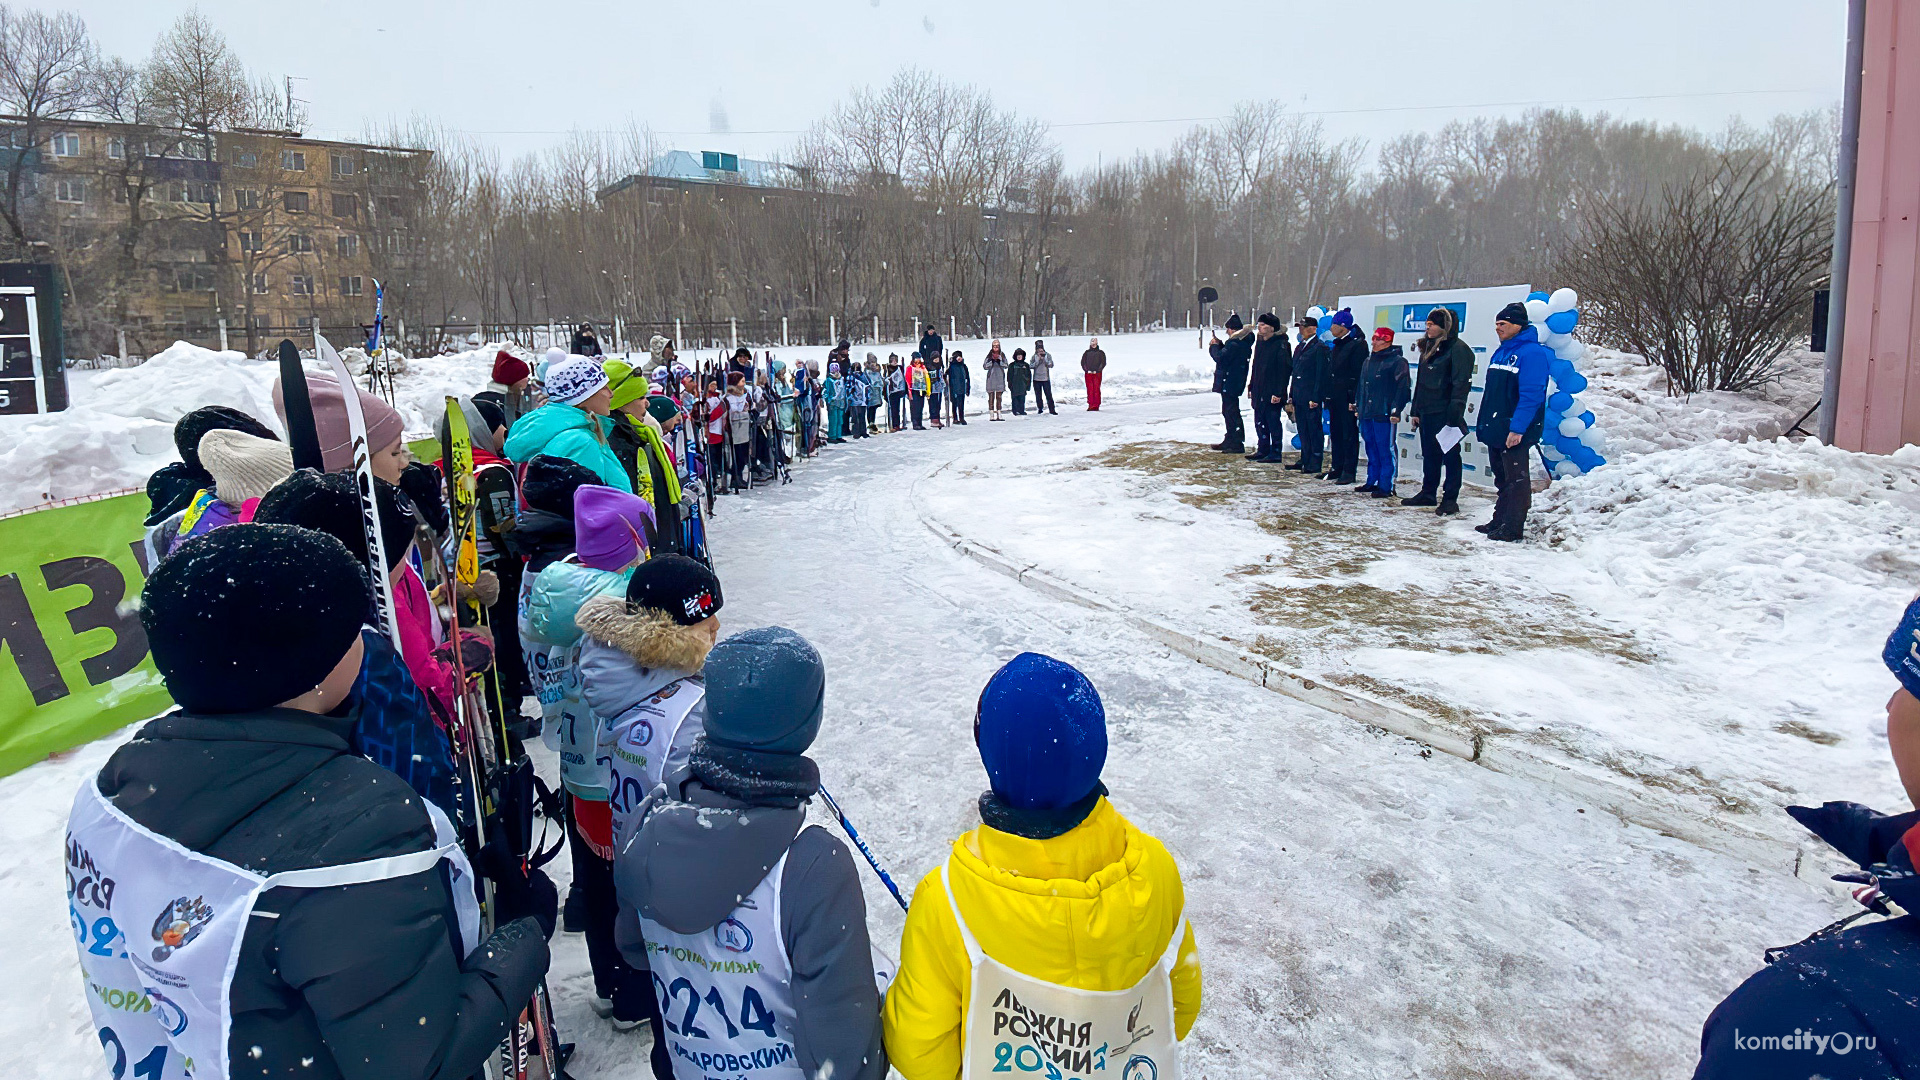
left=503, top=401, right=632, bottom=492
left=1475, top=325, right=1552, bottom=445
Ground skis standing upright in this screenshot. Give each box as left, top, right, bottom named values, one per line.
left=277, top=339, right=324, bottom=472
left=316, top=332, right=403, bottom=654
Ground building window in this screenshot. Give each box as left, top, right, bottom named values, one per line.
left=171, top=265, right=215, bottom=292
left=251, top=273, right=269, bottom=295
left=232, top=148, right=257, bottom=168
left=237, top=230, right=263, bottom=253
left=186, top=181, right=217, bottom=203
left=54, top=178, right=83, bottom=203
left=337, top=234, right=358, bottom=258
left=51, top=133, right=79, bottom=157
left=283, top=190, right=309, bottom=213
left=377, top=195, right=404, bottom=219
left=338, top=275, right=363, bottom=297
left=286, top=233, right=312, bottom=254
left=281, top=149, right=306, bottom=172
left=167, top=183, right=185, bottom=203
left=331, top=192, right=358, bottom=218
left=106, top=136, right=124, bottom=160
left=289, top=274, right=313, bottom=296
left=179, top=141, right=208, bottom=161
left=235, top=188, right=261, bottom=210
left=701, top=151, right=740, bottom=172
left=330, top=153, right=355, bottom=179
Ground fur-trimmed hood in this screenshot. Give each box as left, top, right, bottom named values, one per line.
left=574, top=593, right=713, bottom=673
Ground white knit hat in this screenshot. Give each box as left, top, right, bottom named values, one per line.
left=544, top=357, right=610, bottom=407
left=197, top=428, right=294, bottom=506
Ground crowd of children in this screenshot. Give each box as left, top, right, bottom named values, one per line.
left=69, top=339, right=1205, bottom=1080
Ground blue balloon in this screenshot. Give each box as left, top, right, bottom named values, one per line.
left=1545, top=309, right=1579, bottom=335
left=1559, top=370, right=1589, bottom=395
left=1527, top=290, right=1551, bottom=303
left=1317, top=315, right=1333, bottom=336
left=1544, top=409, right=1564, bottom=428
left=1549, top=357, right=1575, bottom=380
left=1548, top=391, right=1573, bottom=413
left=1577, top=410, right=1595, bottom=427
left=1291, top=434, right=1301, bottom=449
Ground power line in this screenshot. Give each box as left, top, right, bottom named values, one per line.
left=301, top=85, right=1834, bottom=141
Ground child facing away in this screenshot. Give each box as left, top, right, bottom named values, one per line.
left=884, top=653, right=1203, bottom=1080
left=68, top=524, right=550, bottom=1080
left=616, top=627, right=889, bottom=1080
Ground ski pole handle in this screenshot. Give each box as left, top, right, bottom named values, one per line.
left=818, top=784, right=909, bottom=912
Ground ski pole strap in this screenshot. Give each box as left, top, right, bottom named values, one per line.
left=818, top=784, right=909, bottom=912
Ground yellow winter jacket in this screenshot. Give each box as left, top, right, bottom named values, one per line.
left=882, top=797, right=1202, bottom=1080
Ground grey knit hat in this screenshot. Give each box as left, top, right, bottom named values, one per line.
left=197, top=428, right=294, bottom=506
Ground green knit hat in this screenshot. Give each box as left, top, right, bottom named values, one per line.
left=605, top=360, right=648, bottom=412
left=646, top=395, right=679, bottom=423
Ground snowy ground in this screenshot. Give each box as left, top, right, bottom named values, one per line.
left=0, top=331, right=1209, bottom=515
left=5, top=377, right=1899, bottom=1079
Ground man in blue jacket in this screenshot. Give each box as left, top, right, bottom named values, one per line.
left=1208, top=314, right=1254, bottom=454
left=1473, top=303, right=1550, bottom=541
left=1690, top=596, right=1920, bottom=1079
left=1287, top=312, right=1328, bottom=473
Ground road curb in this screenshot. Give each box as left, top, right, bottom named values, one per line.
left=912, top=472, right=1799, bottom=870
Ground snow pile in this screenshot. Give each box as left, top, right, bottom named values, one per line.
left=1577, top=347, right=1818, bottom=459
left=1533, top=436, right=1920, bottom=643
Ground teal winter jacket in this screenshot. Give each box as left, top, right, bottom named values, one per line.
left=503, top=402, right=632, bottom=492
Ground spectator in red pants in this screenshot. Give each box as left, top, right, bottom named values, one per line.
left=1081, top=336, right=1107, bottom=410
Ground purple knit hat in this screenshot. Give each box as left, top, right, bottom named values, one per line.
left=573, top=484, right=655, bottom=570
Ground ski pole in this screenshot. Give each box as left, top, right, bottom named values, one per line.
left=817, top=784, right=909, bottom=912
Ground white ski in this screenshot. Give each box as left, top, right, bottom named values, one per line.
left=317, top=332, right=404, bottom=654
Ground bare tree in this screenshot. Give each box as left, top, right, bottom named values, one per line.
left=0, top=5, right=99, bottom=249
left=1556, top=153, right=1833, bottom=393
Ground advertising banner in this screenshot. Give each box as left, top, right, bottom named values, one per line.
left=0, top=493, right=168, bottom=776
left=1337, top=284, right=1533, bottom=488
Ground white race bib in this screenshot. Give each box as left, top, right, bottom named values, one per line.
left=943, top=864, right=1185, bottom=1080
left=67, top=782, right=477, bottom=1080
left=602, top=678, right=704, bottom=851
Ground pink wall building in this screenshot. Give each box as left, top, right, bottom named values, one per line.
left=1835, top=0, right=1920, bottom=452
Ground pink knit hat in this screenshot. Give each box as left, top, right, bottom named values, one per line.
left=573, top=484, right=655, bottom=570
left=273, top=371, right=405, bottom=473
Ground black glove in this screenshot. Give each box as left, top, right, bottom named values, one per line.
left=476, top=841, right=559, bottom=940
left=400, top=461, right=450, bottom=535
left=1786, top=802, right=1920, bottom=869
left=464, top=916, right=551, bottom=1019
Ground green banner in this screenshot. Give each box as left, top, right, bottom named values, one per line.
left=0, top=494, right=170, bottom=776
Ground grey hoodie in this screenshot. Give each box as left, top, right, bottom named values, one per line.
left=615, top=775, right=887, bottom=1080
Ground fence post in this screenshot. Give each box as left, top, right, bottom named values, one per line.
left=986, top=315, right=992, bottom=341
left=782, top=317, right=789, bottom=348
left=1019, top=315, right=1026, bottom=338
left=1082, top=313, right=1087, bottom=334
left=731, top=318, right=738, bottom=353
left=950, top=315, right=956, bottom=341
left=1051, top=313, right=1057, bottom=336
left=674, top=318, right=683, bottom=351
left=117, top=328, right=128, bottom=364
left=829, top=315, right=837, bottom=345
left=873, top=315, right=879, bottom=344
left=218, top=318, right=228, bottom=352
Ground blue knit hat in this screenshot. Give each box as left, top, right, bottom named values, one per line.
left=975, top=653, right=1107, bottom=810
left=1330, top=308, right=1355, bottom=328
left=704, top=627, right=825, bottom=755
left=1883, top=594, right=1920, bottom=698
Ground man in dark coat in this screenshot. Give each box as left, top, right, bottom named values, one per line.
left=1474, top=302, right=1551, bottom=541
left=1208, top=315, right=1254, bottom=454
left=571, top=323, right=603, bottom=357
left=1247, top=313, right=1292, bottom=462
left=1288, top=313, right=1329, bottom=473
left=77, top=524, right=552, bottom=1080
left=1691, top=596, right=1920, bottom=1079
left=1405, top=306, right=1477, bottom=515
left=918, top=323, right=944, bottom=365
left=1321, top=308, right=1367, bottom=483
left=947, top=350, right=972, bottom=425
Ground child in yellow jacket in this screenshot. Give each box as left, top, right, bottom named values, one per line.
left=883, top=653, right=1202, bottom=1080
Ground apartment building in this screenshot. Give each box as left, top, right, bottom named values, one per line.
left=16, top=118, right=430, bottom=353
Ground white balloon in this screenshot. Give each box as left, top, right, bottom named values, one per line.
left=1558, top=416, right=1587, bottom=438
left=1548, top=287, right=1578, bottom=314
left=1540, top=442, right=1565, bottom=461
left=1578, top=425, right=1607, bottom=450
left=1525, top=298, right=1550, bottom=327
left=1553, top=339, right=1585, bottom=362
left=1561, top=393, right=1584, bottom=413
left=1542, top=327, right=1570, bottom=348
left=1553, top=459, right=1582, bottom=478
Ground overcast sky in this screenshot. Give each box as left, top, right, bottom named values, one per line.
left=66, top=0, right=1845, bottom=171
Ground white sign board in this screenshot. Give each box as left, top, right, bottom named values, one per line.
left=1335, top=283, right=1532, bottom=489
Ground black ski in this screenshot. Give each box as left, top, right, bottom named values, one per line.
left=277, top=339, right=324, bottom=471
